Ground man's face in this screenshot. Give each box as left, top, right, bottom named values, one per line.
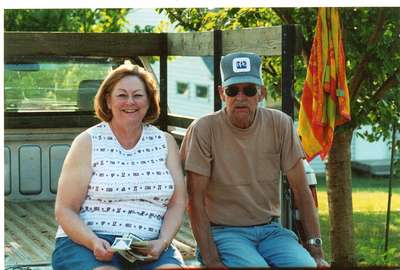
left=219, top=83, right=265, bottom=129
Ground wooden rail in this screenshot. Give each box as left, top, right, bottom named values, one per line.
left=5, top=26, right=284, bottom=59
left=4, top=112, right=196, bottom=129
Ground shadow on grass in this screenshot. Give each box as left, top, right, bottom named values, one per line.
left=319, top=211, right=400, bottom=266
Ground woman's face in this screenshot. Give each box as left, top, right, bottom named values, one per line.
left=107, top=75, right=149, bottom=126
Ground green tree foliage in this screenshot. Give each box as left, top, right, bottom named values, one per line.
left=5, top=9, right=130, bottom=32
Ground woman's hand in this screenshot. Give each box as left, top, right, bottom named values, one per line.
left=92, top=237, right=114, bottom=261
left=135, top=238, right=168, bottom=260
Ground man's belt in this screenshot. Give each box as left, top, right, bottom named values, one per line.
left=210, top=216, right=279, bottom=227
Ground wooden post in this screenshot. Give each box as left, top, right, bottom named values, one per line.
left=281, top=24, right=295, bottom=119
left=213, top=29, right=222, bottom=112
left=281, top=24, right=296, bottom=230
left=159, top=33, right=168, bottom=131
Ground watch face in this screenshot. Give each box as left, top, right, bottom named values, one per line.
left=308, top=238, right=322, bottom=246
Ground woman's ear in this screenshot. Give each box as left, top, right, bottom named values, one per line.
left=106, top=94, right=112, bottom=110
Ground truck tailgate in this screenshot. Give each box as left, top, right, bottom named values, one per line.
left=5, top=200, right=196, bottom=268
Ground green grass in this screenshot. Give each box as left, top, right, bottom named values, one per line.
left=316, top=174, right=400, bottom=266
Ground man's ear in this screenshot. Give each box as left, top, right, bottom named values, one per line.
left=218, top=86, right=226, bottom=102
left=258, top=86, right=266, bottom=102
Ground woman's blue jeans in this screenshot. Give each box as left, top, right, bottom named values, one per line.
left=198, top=221, right=317, bottom=268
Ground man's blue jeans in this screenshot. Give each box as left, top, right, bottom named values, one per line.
left=199, top=222, right=317, bottom=268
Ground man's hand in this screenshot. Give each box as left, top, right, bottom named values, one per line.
left=308, top=246, right=330, bottom=267
left=315, top=257, right=330, bottom=267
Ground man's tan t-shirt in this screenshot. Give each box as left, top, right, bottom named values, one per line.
left=181, top=107, right=305, bottom=226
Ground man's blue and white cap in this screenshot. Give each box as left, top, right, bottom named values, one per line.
left=220, top=52, right=263, bottom=87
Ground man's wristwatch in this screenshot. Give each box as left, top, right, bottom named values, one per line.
left=307, top=237, right=322, bottom=247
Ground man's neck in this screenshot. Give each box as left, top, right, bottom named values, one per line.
left=228, top=109, right=257, bottom=129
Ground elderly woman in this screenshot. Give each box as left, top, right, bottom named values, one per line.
left=52, top=63, right=187, bottom=270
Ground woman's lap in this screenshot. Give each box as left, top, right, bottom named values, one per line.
left=52, top=234, right=123, bottom=270
left=52, top=234, right=184, bottom=270
left=132, top=244, right=184, bottom=270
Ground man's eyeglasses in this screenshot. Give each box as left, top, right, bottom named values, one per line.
left=224, top=86, right=258, bottom=97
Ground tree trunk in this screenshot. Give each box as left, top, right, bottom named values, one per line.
left=326, top=129, right=357, bottom=266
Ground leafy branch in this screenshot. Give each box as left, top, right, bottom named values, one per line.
left=349, top=8, right=386, bottom=100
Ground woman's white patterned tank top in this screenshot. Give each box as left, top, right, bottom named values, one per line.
left=56, top=122, right=174, bottom=240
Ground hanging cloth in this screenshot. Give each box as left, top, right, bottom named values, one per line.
left=298, top=7, right=351, bottom=161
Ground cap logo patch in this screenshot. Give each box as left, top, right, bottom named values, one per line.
left=232, top=57, right=251, bottom=73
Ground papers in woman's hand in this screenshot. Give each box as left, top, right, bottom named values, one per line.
left=110, top=233, right=153, bottom=262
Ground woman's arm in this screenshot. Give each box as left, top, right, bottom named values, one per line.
left=54, top=131, right=113, bottom=261
left=148, top=132, right=187, bottom=258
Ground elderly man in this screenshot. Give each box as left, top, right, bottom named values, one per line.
left=180, top=52, right=328, bottom=268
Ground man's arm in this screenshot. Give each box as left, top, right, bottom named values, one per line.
left=187, top=171, right=225, bottom=268
left=286, top=159, right=328, bottom=267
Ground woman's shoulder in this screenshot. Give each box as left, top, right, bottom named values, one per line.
left=72, top=130, right=92, bottom=148
left=143, top=124, right=164, bottom=136
left=65, top=131, right=92, bottom=160
left=143, top=125, right=176, bottom=148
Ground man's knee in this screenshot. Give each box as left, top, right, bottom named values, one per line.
left=294, top=252, right=317, bottom=268
left=284, top=256, right=317, bottom=268
left=220, top=253, right=268, bottom=268
left=270, top=249, right=317, bottom=268
left=211, top=227, right=268, bottom=267
left=197, top=244, right=268, bottom=267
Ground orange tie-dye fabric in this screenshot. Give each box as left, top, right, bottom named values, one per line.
left=298, top=8, right=351, bottom=161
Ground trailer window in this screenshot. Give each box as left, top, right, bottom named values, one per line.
left=4, top=60, right=114, bottom=112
